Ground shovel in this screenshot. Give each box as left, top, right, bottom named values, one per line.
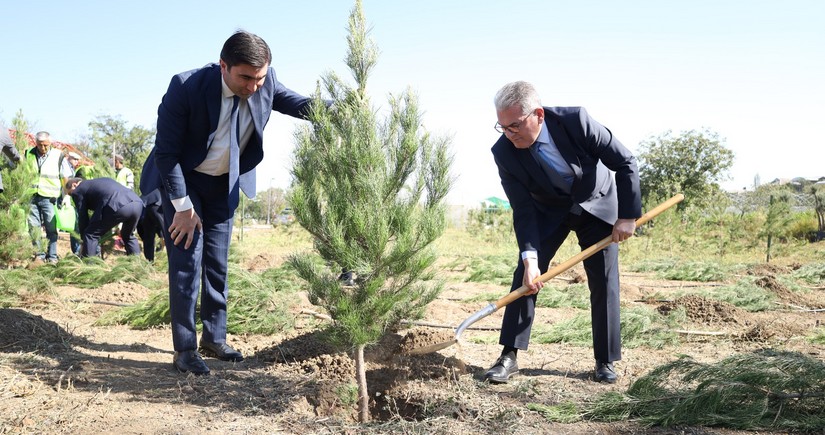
left=405, top=193, right=685, bottom=355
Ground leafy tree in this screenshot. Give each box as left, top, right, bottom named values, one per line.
left=288, top=0, right=452, bottom=422
left=638, top=128, right=734, bottom=208
left=0, top=111, right=37, bottom=264
left=86, top=114, right=155, bottom=191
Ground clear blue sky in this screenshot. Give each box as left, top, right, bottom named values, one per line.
left=2, top=1, right=823, bottom=205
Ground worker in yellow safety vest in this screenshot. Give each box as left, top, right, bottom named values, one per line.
left=25, top=131, right=74, bottom=263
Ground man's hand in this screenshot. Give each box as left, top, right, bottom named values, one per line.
left=522, top=257, right=544, bottom=295
left=169, top=208, right=202, bottom=249
left=612, top=218, right=636, bottom=243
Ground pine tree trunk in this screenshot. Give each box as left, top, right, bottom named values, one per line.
left=355, top=344, right=369, bottom=422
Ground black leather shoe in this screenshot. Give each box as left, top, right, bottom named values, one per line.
left=594, top=361, right=617, bottom=383
left=173, top=350, right=210, bottom=375
left=484, top=354, right=519, bottom=384
left=199, top=341, right=244, bottom=362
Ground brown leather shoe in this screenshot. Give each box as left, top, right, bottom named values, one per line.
left=199, top=341, right=244, bottom=362
left=173, top=350, right=210, bottom=375
left=484, top=354, right=519, bottom=384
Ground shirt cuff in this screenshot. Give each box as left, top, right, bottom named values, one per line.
left=521, top=250, right=537, bottom=261
left=171, top=195, right=193, bottom=212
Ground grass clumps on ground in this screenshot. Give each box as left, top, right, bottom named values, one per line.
left=0, top=269, right=53, bottom=307
left=792, top=262, right=825, bottom=284
left=462, top=283, right=589, bottom=310
left=36, top=255, right=161, bottom=289
left=99, top=263, right=302, bottom=334
left=630, top=258, right=730, bottom=282
left=585, top=349, right=825, bottom=430
left=531, top=306, right=680, bottom=349
left=463, top=254, right=514, bottom=286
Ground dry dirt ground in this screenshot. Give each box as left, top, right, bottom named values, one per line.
left=1, top=234, right=824, bottom=434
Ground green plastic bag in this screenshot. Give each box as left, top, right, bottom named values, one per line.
left=54, top=199, right=76, bottom=232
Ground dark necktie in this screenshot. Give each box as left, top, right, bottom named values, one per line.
left=530, top=143, right=572, bottom=194
left=228, top=95, right=241, bottom=211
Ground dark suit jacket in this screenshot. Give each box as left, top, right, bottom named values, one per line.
left=491, top=106, right=642, bottom=253
left=140, top=63, right=312, bottom=201
left=71, top=177, right=142, bottom=234
left=0, top=126, right=21, bottom=193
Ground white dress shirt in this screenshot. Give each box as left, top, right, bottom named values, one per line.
left=171, top=78, right=255, bottom=212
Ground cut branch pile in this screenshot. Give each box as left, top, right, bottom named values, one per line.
left=585, top=349, right=825, bottom=431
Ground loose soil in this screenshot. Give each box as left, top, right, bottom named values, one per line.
left=2, top=232, right=823, bottom=434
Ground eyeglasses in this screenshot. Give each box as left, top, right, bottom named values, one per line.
left=494, top=111, right=536, bottom=134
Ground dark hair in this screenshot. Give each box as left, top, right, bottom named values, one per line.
left=220, top=30, right=271, bottom=69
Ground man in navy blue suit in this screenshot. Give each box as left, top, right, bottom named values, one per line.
left=65, top=177, right=143, bottom=258
left=485, top=81, right=642, bottom=384
left=141, top=31, right=315, bottom=375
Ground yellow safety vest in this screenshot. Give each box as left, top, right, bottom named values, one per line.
left=26, top=148, right=64, bottom=198
left=116, top=167, right=134, bottom=189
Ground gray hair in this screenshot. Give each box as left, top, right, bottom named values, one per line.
left=35, top=131, right=51, bottom=142
left=494, top=81, right=542, bottom=115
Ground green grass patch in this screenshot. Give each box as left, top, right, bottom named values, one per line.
left=645, top=278, right=778, bottom=312
left=527, top=401, right=581, bottom=423
left=629, top=258, right=730, bottom=282
left=464, top=254, right=513, bottom=286
left=532, top=306, right=679, bottom=349
left=0, top=268, right=54, bottom=307
left=99, top=263, right=302, bottom=334
left=792, top=262, right=825, bottom=284
left=462, top=284, right=589, bottom=310
left=698, top=279, right=777, bottom=312
left=35, top=255, right=163, bottom=289
left=535, top=283, right=590, bottom=309
left=583, top=350, right=825, bottom=431
left=465, top=333, right=498, bottom=345
left=809, top=327, right=825, bottom=345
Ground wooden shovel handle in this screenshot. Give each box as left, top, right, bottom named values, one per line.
left=494, top=194, right=685, bottom=310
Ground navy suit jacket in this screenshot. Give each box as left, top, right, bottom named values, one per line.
left=71, top=177, right=142, bottom=234
left=491, top=106, right=642, bottom=254
left=140, top=63, right=312, bottom=201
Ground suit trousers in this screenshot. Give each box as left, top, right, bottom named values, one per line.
left=137, top=203, right=164, bottom=262
left=81, top=201, right=143, bottom=257
left=500, top=209, right=622, bottom=363
left=161, top=171, right=233, bottom=352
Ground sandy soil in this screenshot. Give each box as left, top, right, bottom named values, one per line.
left=1, top=238, right=823, bottom=434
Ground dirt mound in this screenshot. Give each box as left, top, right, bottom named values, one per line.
left=657, top=295, right=741, bottom=324
left=747, top=263, right=790, bottom=276
left=0, top=308, right=72, bottom=355
left=298, top=353, right=355, bottom=383
left=245, top=252, right=279, bottom=272
left=754, top=275, right=823, bottom=309
left=397, top=328, right=456, bottom=354
left=259, top=330, right=340, bottom=363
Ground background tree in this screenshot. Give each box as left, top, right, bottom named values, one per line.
left=638, top=128, right=734, bottom=209
left=288, top=0, right=452, bottom=422
left=0, top=111, right=38, bottom=264
left=85, top=114, right=155, bottom=191
left=760, top=190, right=793, bottom=262
left=810, top=185, right=824, bottom=241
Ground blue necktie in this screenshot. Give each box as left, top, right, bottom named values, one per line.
left=229, top=95, right=241, bottom=212
left=228, top=95, right=240, bottom=211
left=531, top=143, right=572, bottom=194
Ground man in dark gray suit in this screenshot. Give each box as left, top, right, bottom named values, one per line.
left=140, top=30, right=315, bottom=375
left=65, top=177, right=143, bottom=258
left=485, top=81, right=641, bottom=384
